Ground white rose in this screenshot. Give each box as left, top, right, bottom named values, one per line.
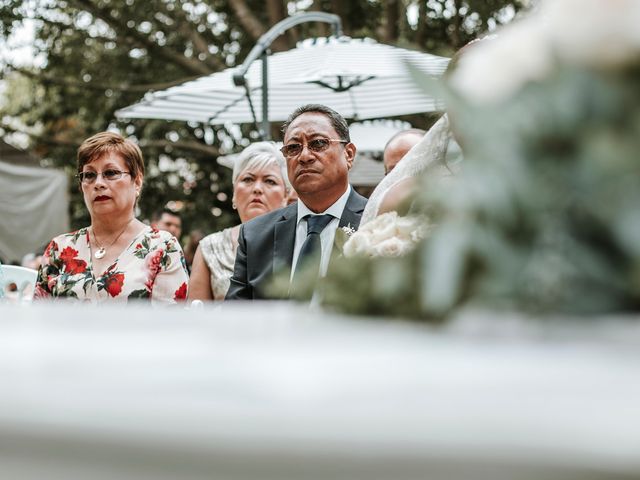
left=372, top=237, right=413, bottom=257
left=343, top=230, right=372, bottom=258
left=367, top=212, right=399, bottom=244
left=549, top=0, right=640, bottom=68
left=451, top=17, right=553, bottom=105
left=395, top=215, right=424, bottom=239
left=410, top=224, right=429, bottom=243
left=451, top=0, right=640, bottom=106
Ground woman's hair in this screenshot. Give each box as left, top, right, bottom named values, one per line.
left=77, top=131, right=145, bottom=180
left=231, top=141, right=290, bottom=191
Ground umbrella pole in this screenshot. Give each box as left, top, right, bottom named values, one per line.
left=232, top=13, right=343, bottom=141
left=261, top=51, right=270, bottom=140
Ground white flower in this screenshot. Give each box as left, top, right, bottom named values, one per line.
left=451, top=17, right=553, bottom=105
left=548, top=0, right=640, bottom=69
left=343, top=229, right=372, bottom=257
left=396, top=215, right=425, bottom=238
left=343, top=212, right=428, bottom=258
left=451, top=0, right=640, bottom=105
left=367, top=211, right=399, bottom=244
left=341, top=225, right=356, bottom=237
left=372, top=237, right=413, bottom=257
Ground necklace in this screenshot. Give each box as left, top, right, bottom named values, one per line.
left=92, top=218, right=134, bottom=259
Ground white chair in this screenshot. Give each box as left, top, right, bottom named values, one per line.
left=1, top=265, right=38, bottom=302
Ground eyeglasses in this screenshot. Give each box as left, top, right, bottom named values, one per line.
left=280, top=138, right=348, bottom=158
left=76, top=169, right=131, bottom=184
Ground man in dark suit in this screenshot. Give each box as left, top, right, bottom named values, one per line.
left=226, top=104, right=367, bottom=300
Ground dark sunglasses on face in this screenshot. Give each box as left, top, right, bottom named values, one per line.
left=280, top=138, right=348, bottom=158
left=76, top=169, right=131, bottom=184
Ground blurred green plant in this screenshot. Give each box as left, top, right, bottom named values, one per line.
left=313, top=60, right=640, bottom=319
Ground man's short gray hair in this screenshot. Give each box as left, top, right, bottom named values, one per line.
left=281, top=104, right=350, bottom=143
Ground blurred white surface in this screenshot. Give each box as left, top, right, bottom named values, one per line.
left=0, top=302, right=639, bottom=479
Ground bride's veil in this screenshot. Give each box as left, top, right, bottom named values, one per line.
left=361, top=114, right=452, bottom=225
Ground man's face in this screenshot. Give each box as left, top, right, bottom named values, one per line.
left=283, top=112, right=355, bottom=201
left=157, top=213, right=182, bottom=239
left=383, top=133, right=423, bottom=175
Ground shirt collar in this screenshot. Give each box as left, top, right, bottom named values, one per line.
left=296, top=185, right=352, bottom=224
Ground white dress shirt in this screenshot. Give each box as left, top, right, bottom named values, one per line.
left=291, top=185, right=352, bottom=280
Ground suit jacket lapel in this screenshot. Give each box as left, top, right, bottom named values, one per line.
left=333, top=189, right=368, bottom=261
left=273, top=203, right=298, bottom=279
left=338, top=189, right=367, bottom=230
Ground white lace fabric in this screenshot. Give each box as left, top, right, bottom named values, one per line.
left=361, top=114, right=452, bottom=225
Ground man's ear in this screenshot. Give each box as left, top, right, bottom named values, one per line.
left=344, top=142, right=356, bottom=170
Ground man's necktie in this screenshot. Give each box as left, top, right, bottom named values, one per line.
left=291, top=214, right=334, bottom=297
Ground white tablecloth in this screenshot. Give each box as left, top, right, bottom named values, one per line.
left=1, top=302, right=639, bottom=479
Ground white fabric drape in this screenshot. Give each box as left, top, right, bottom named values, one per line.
left=0, top=160, right=69, bottom=262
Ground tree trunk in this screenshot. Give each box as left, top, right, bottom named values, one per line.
left=416, top=0, right=427, bottom=48
left=451, top=0, right=463, bottom=49
left=330, top=0, right=349, bottom=36
left=384, top=0, right=400, bottom=43
left=265, top=0, right=292, bottom=51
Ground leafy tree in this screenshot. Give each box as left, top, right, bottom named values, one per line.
left=0, top=0, right=524, bottom=239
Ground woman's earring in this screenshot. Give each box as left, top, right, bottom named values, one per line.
left=232, top=201, right=237, bottom=210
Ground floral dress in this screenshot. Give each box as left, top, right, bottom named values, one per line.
left=35, top=226, right=188, bottom=304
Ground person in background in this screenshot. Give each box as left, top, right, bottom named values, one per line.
left=35, top=131, right=189, bottom=303
left=383, top=128, right=426, bottom=175
left=151, top=207, right=182, bottom=241
left=188, top=142, right=289, bottom=301
left=225, top=104, right=367, bottom=300
left=285, top=188, right=299, bottom=205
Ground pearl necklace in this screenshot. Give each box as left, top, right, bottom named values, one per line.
left=92, top=218, right=134, bottom=259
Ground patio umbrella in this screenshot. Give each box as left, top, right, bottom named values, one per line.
left=116, top=37, right=450, bottom=126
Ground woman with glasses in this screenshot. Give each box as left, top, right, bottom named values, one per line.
left=188, top=142, right=289, bottom=301
left=35, top=132, right=189, bottom=303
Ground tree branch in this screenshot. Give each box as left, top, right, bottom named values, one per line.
left=155, top=1, right=224, bottom=71
left=69, top=0, right=213, bottom=75
left=0, top=123, right=220, bottom=157
left=0, top=122, right=80, bottom=148
left=3, top=63, right=200, bottom=93
left=227, top=0, right=289, bottom=52
left=139, top=139, right=219, bottom=157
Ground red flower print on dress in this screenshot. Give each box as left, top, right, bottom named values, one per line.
left=59, top=246, right=87, bottom=275
left=59, top=246, right=77, bottom=261
left=145, top=248, right=163, bottom=273
left=144, top=248, right=164, bottom=292
left=174, top=282, right=187, bottom=301
left=104, top=272, right=125, bottom=297
left=44, top=240, right=58, bottom=260
left=34, top=283, right=51, bottom=299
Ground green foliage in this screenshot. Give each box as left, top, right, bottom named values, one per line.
left=321, top=62, right=640, bottom=319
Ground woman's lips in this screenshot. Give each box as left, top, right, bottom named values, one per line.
left=94, top=195, right=111, bottom=202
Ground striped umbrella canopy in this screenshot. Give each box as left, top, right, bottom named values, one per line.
left=116, top=37, right=450, bottom=125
